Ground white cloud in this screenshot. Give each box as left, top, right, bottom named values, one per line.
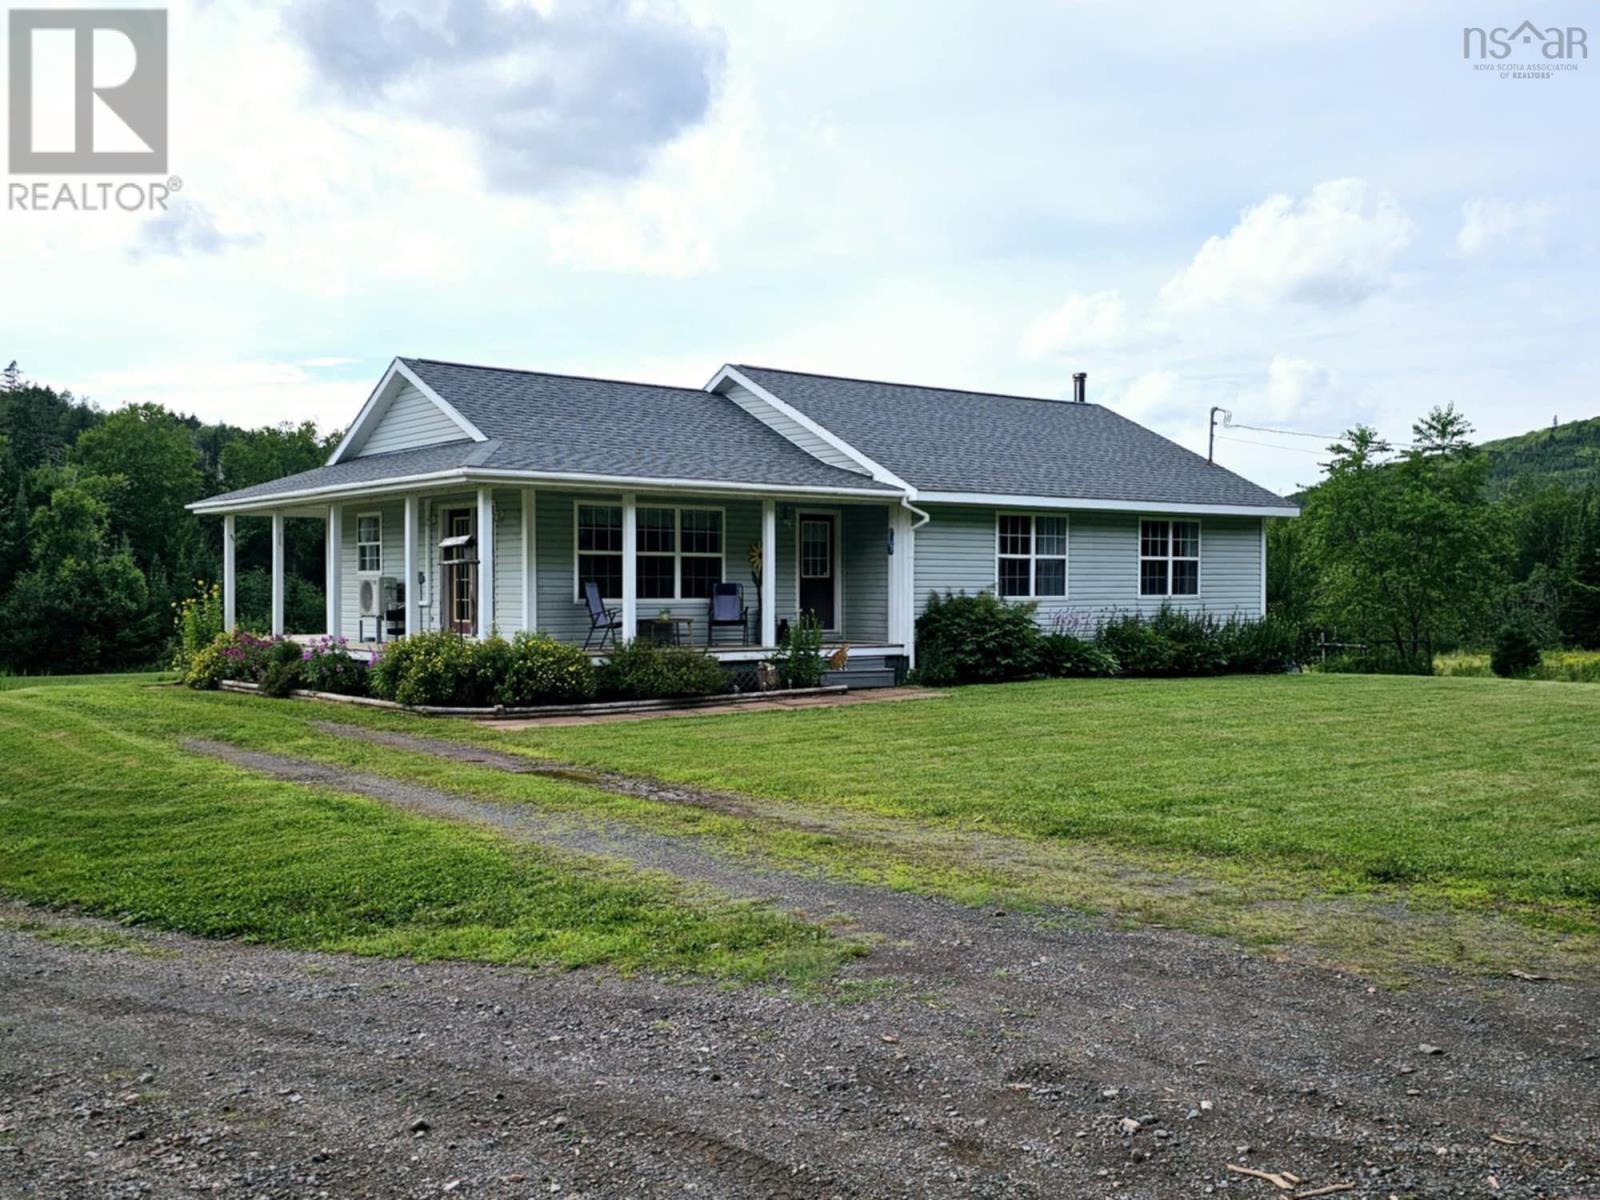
left=1159, top=179, right=1414, bottom=310
left=282, top=0, right=726, bottom=196
left=1020, top=289, right=1133, bottom=358
left=1457, top=198, right=1556, bottom=256
left=1261, top=353, right=1335, bottom=420
left=70, top=361, right=367, bottom=430
left=1111, top=369, right=1183, bottom=423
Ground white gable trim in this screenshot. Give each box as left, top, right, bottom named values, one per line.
left=704, top=365, right=915, bottom=492
left=327, top=359, right=488, bottom=466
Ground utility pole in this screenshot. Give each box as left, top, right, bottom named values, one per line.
left=1207, top=406, right=1230, bottom=464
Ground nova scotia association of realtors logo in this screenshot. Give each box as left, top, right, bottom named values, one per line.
left=7, top=7, right=178, bottom=212
left=1463, top=20, right=1588, bottom=79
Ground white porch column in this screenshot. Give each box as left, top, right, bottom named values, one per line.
left=403, top=495, right=419, bottom=637
left=222, top=514, right=237, bottom=632
left=620, top=492, right=637, bottom=644
left=325, top=504, right=343, bottom=638
left=889, top=504, right=916, bottom=662
left=269, top=512, right=285, bottom=636
left=476, top=486, right=495, bottom=639
left=521, top=489, right=537, bottom=633
left=760, top=499, right=777, bottom=647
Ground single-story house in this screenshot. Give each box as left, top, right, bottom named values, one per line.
left=189, top=358, right=1298, bottom=686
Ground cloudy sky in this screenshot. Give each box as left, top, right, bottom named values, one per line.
left=3, top=0, right=1596, bottom=494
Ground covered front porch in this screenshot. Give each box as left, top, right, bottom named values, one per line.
left=220, top=482, right=915, bottom=672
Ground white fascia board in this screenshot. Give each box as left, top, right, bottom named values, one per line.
left=188, top=467, right=905, bottom=515
left=704, top=365, right=915, bottom=492
left=914, top=490, right=1302, bottom=519
left=325, top=358, right=488, bottom=466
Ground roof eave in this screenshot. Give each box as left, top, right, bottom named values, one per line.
left=188, top=466, right=904, bottom=515
left=911, top=490, right=1301, bottom=518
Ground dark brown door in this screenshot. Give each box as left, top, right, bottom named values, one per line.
left=797, top=514, right=837, bottom=631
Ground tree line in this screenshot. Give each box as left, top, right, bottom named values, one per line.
left=0, top=361, right=335, bottom=673
left=1269, top=406, right=1600, bottom=671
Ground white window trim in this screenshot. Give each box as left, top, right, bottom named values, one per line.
left=1138, top=517, right=1203, bottom=599
left=995, top=511, right=1069, bottom=599
left=356, top=511, right=383, bottom=576
left=572, top=502, right=726, bottom=603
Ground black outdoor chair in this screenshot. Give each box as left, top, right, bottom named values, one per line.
left=707, top=582, right=748, bottom=646
left=582, top=580, right=622, bottom=650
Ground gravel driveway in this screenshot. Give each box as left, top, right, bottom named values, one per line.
left=3, top=740, right=1598, bottom=1198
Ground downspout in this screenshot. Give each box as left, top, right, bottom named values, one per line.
left=900, top=495, right=930, bottom=529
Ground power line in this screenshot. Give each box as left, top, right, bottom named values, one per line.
left=1222, top=418, right=1343, bottom=441
left=1214, top=434, right=1328, bottom=456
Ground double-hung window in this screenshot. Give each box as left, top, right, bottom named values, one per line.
left=578, top=505, right=724, bottom=600
left=1139, top=519, right=1200, bottom=596
left=997, top=513, right=1068, bottom=598
left=637, top=506, right=724, bottom=599
left=576, top=504, right=623, bottom=600
left=356, top=513, right=382, bottom=574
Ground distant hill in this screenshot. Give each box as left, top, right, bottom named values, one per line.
left=1480, top=415, right=1600, bottom=494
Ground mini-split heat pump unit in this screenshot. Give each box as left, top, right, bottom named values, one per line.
left=359, top=577, right=402, bottom=616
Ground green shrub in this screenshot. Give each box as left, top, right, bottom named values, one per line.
left=258, top=638, right=304, bottom=699
left=769, top=614, right=826, bottom=689
left=1216, top=612, right=1301, bottom=674
left=370, top=631, right=491, bottom=707
left=498, top=632, right=597, bottom=706
left=1036, top=632, right=1118, bottom=678
left=913, top=591, right=1039, bottom=686
left=171, top=580, right=223, bottom=672
left=183, top=629, right=276, bottom=689
left=1094, top=613, right=1177, bottom=677
left=1490, top=624, right=1542, bottom=678
left=598, top=641, right=730, bottom=701
left=299, top=636, right=369, bottom=696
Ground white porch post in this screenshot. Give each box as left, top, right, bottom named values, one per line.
left=620, top=492, right=637, bottom=644
left=269, top=512, right=285, bottom=636
left=403, top=495, right=419, bottom=637
left=890, top=504, right=917, bottom=666
left=476, top=486, right=495, bottom=638
left=760, top=499, right=777, bottom=647
left=521, top=488, right=537, bottom=633
left=325, top=504, right=342, bottom=638
left=221, top=514, right=237, bottom=632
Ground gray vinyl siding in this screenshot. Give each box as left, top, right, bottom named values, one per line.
left=492, top=489, right=524, bottom=636
left=338, top=500, right=405, bottom=641
left=841, top=506, right=889, bottom=641
left=913, top=504, right=1264, bottom=624
left=355, top=382, right=469, bottom=457
left=718, top=382, right=870, bottom=475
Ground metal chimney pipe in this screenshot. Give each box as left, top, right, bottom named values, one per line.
left=1072, top=372, right=1086, bottom=403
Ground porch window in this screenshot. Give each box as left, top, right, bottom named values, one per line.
left=1139, top=518, right=1201, bottom=596
left=356, top=513, right=382, bottom=574
left=997, top=513, right=1067, bottom=598
left=633, top=506, right=725, bottom=601
left=576, top=504, right=623, bottom=600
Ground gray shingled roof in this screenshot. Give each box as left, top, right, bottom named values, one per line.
left=198, top=360, right=899, bottom=507
left=736, top=366, right=1296, bottom=510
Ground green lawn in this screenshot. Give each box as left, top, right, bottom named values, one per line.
left=3, top=673, right=1597, bottom=980
left=0, top=681, right=848, bottom=981
left=0, top=669, right=175, bottom=691
left=500, top=675, right=1600, bottom=919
